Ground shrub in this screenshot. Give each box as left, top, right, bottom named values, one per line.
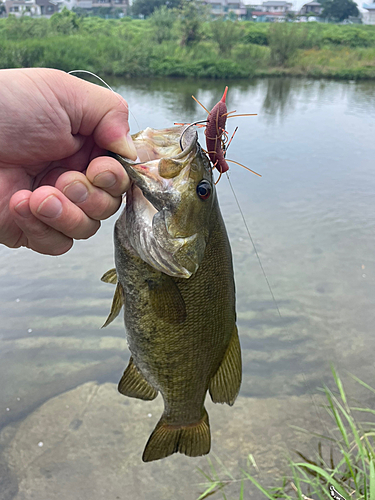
left=244, top=25, right=269, bottom=46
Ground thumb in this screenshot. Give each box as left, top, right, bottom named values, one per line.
left=64, top=72, right=138, bottom=160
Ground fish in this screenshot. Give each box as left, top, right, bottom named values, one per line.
left=102, top=125, right=241, bottom=462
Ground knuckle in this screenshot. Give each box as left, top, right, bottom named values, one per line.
left=86, top=193, right=121, bottom=221
left=28, top=221, right=56, bottom=242
left=78, top=220, right=100, bottom=240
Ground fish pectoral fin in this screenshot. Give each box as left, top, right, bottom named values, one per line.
left=118, top=357, right=158, bottom=401
left=147, top=275, right=187, bottom=324
left=142, top=408, right=210, bottom=462
left=209, top=324, right=242, bottom=406
left=101, top=268, right=118, bottom=284
left=101, top=282, right=124, bottom=328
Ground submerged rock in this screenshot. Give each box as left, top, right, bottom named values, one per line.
left=0, top=382, right=328, bottom=500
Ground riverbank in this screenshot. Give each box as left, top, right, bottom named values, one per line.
left=1, top=12, right=375, bottom=80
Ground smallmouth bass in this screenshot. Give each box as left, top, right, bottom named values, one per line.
left=102, top=126, right=241, bottom=462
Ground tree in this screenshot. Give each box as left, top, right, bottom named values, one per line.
left=132, top=0, right=182, bottom=17
left=178, top=0, right=204, bottom=46
left=150, top=6, right=177, bottom=43
left=322, top=0, right=359, bottom=21
left=210, top=18, right=242, bottom=56
left=50, top=8, right=81, bottom=34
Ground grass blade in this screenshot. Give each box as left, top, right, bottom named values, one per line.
left=331, top=365, right=348, bottom=408
left=241, top=471, right=279, bottom=500
left=370, top=459, right=375, bottom=500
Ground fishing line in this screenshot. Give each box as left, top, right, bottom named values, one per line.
left=225, top=170, right=330, bottom=478
left=68, top=70, right=144, bottom=158
left=225, top=172, right=282, bottom=320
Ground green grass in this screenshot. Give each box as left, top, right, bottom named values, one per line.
left=198, top=367, right=375, bottom=500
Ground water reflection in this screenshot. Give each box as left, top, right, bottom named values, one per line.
left=261, top=77, right=295, bottom=120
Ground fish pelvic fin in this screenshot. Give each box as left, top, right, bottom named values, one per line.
left=101, top=268, right=118, bottom=284
left=118, top=357, right=158, bottom=401
left=102, top=282, right=124, bottom=328
left=142, top=408, right=210, bottom=462
left=209, top=325, right=242, bottom=406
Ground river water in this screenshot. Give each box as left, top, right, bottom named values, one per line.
left=1, top=77, right=375, bottom=499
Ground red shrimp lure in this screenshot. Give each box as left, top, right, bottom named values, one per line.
left=204, top=86, right=231, bottom=174
left=178, top=86, right=261, bottom=182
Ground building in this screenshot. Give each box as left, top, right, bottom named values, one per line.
left=4, top=0, right=40, bottom=16
left=363, top=1, right=375, bottom=24
left=201, top=0, right=247, bottom=18
left=35, top=0, right=59, bottom=15
left=299, top=0, right=322, bottom=15
left=261, top=0, right=292, bottom=12
left=251, top=0, right=293, bottom=21
left=74, top=0, right=128, bottom=14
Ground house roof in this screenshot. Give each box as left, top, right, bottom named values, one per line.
left=262, top=1, right=291, bottom=5
left=363, top=2, right=375, bottom=9
left=303, top=1, right=321, bottom=5
left=5, top=0, right=36, bottom=5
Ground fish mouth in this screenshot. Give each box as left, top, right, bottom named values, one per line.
left=117, top=125, right=197, bottom=212
left=116, top=126, right=204, bottom=279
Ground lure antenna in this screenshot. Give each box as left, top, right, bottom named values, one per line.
left=191, top=95, right=210, bottom=114
left=226, top=113, right=257, bottom=118
left=226, top=159, right=262, bottom=177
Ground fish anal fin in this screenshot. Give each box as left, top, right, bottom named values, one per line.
left=118, top=357, right=158, bottom=401
left=209, top=325, right=242, bottom=406
left=147, top=276, right=187, bottom=324
left=142, top=408, right=210, bottom=462
left=102, top=282, right=124, bottom=328
left=101, top=268, right=118, bottom=284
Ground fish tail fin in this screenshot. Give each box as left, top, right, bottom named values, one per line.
left=142, top=408, right=210, bottom=462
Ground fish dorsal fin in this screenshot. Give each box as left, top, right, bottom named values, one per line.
left=147, top=275, right=187, bottom=324
left=118, top=357, right=158, bottom=401
left=101, top=268, right=118, bottom=284
left=102, top=282, right=124, bottom=328
left=209, top=325, right=242, bottom=406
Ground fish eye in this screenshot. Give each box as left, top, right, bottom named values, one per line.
left=196, top=180, right=212, bottom=201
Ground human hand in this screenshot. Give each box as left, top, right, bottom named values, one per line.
left=0, top=68, right=137, bottom=256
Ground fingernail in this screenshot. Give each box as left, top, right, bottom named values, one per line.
left=109, top=133, right=137, bottom=161
left=14, top=200, right=31, bottom=217
left=37, top=195, right=63, bottom=218
left=63, top=181, right=88, bottom=204
left=93, top=171, right=116, bottom=189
